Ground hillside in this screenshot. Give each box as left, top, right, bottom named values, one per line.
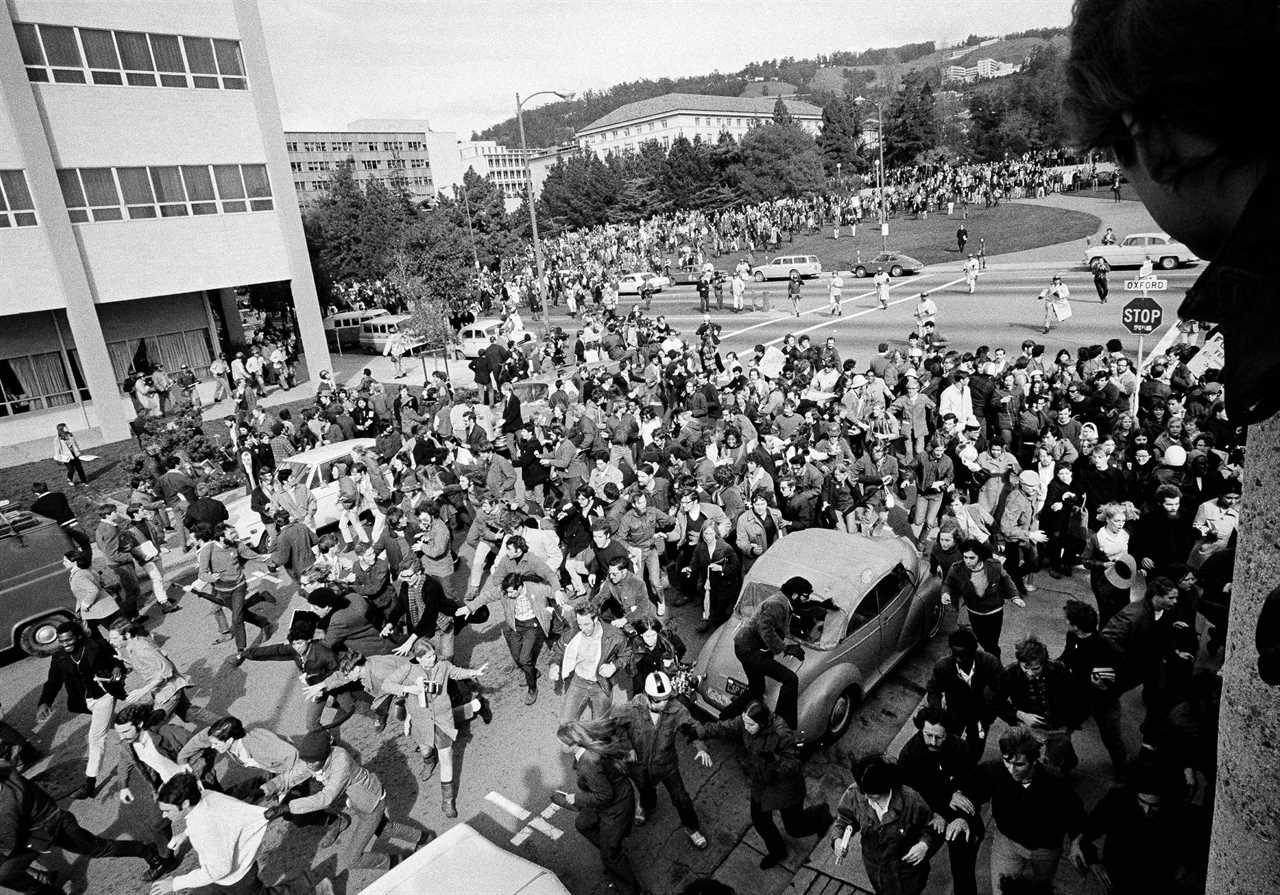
left=474, top=26, right=1068, bottom=147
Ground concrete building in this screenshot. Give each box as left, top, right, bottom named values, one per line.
left=348, top=118, right=463, bottom=199
left=527, top=144, right=579, bottom=200
left=942, top=58, right=1021, bottom=84
left=576, top=92, right=822, bottom=158
left=1, top=0, right=327, bottom=449
left=284, top=128, right=435, bottom=208
left=458, top=139, right=536, bottom=204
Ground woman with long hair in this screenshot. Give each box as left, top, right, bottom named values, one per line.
left=554, top=718, right=644, bottom=894
left=691, top=522, right=742, bottom=634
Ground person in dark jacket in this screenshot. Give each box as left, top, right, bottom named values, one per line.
left=996, top=636, right=1087, bottom=776
left=1101, top=576, right=1187, bottom=746
left=469, top=351, right=493, bottom=404
left=698, top=701, right=831, bottom=869
left=617, top=672, right=713, bottom=849
left=268, top=510, right=316, bottom=581
left=236, top=615, right=353, bottom=731
left=831, top=755, right=939, bottom=895
left=303, top=586, right=391, bottom=657
left=553, top=718, right=644, bottom=895
left=941, top=539, right=1020, bottom=659
left=925, top=628, right=1004, bottom=760
left=35, top=623, right=125, bottom=801
left=1058, top=600, right=1127, bottom=776
left=958, top=726, right=1087, bottom=893
left=0, top=756, right=164, bottom=894
left=895, top=707, right=982, bottom=895
left=721, top=576, right=811, bottom=727
left=29, top=481, right=92, bottom=554
left=1129, top=485, right=1197, bottom=577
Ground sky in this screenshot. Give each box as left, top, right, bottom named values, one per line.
left=260, top=0, right=1075, bottom=138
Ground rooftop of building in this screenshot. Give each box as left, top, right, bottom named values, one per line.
left=579, top=92, right=823, bottom=134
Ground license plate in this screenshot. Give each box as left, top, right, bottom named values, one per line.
left=724, top=677, right=748, bottom=696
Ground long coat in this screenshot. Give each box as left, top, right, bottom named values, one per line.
left=698, top=714, right=806, bottom=811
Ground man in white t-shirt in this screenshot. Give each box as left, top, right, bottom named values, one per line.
left=827, top=273, right=844, bottom=317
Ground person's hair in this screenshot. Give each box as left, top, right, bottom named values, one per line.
left=607, top=554, right=631, bottom=572
left=959, top=538, right=990, bottom=561
left=505, top=535, right=528, bottom=554
left=913, top=704, right=957, bottom=733
left=32, top=481, right=47, bottom=494
left=55, top=620, right=81, bottom=638
left=1014, top=635, right=1049, bottom=665
left=948, top=627, right=978, bottom=650
left=305, top=587, right=347, bottom=610
left=287, top=615, right=318, bottom=642
left=1155, top=484, right=1181, bottom=502
left=998, top=725, right=1043, bottom=761
left=556, top=718, right=630, bottom=760
left=855, top=755, right=899, bottom=796
left=192, top=522, right=216, bottom=543
left=501, top=572, right=525, bottom=592
left=743, top=700, right=772, bottom=727
left=573, top=601, right=599, bottom=620
left=1148, top=575, right=1178, bottom=600
left=780, top=576, right=813, bottom=598
left=1065, top=0, right=1277, bottom=174
left=1064, top=598, right=1099, bottom=634
left=113, top=703, right=159, bottom=729
left=208, top=716, right=246, bottom=742
left=157, top=772, right=203, bottom=810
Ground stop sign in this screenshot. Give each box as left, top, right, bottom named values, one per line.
left=1121, top=295, right=1163, bottom=335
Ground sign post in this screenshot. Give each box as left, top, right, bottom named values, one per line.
left=1121, top=292, right=1165, bottom=415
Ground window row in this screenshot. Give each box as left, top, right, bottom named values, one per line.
left=0, top=171, right=37, bottom=228
left=14, top=22, right=246, bottom=91
left=57, top=164, right=273, bottom=223
left=0, top=349, right=89, bottom=417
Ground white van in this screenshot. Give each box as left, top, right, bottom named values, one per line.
left=752, top=254, right=823, bottom=281
left=325, top=308, right=388, bottom=347
left=458, top=318, right=535, bottom=359
left=359, top=314, right=427, bottom=355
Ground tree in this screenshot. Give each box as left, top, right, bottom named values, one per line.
left=729, top=121, right=825, bottom=201
left=816, top=95, right=866, bottom=175
left=772, top=96, right=795, bottom=125
left=661, top=136, right=716, bottom=209
left=453, top=168, right=521, bottom=271
left=883, top=70, right=940, bottom=167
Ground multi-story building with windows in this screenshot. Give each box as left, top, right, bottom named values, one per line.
left=576, top=93, right=822, bottom=158
left=284, top=126, right=436, bottom=207
left=0, top=0, right=327, bottom=452
left=942, top=58, right=1022, bottom=84
left=458, top=140, right=537, bottom=205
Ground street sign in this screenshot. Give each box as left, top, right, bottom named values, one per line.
left=1124, top=277, right=1168, bottom=291
left=1121, top=295, right=1164, bottom=334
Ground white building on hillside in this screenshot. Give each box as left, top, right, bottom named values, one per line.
left=576, top=92, right=822, bottom=158
left=943, top=58, right=1021, bottom=84
left=1, top=0, right=326, bottom=450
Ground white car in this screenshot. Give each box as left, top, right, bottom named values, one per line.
left=1085, top=232, right=1199, bottom=270
left=225, top=438, right=376, bottom=546
left=360, top=823, right=570, bottom=895
left=458, top=318, right=536, bottom=360
left=616, top=271, right=670, bottom=294
left=752, top=254, right=823, bottom=281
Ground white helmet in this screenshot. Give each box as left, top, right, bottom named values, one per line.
left=644, top=671, right=674, bottom=700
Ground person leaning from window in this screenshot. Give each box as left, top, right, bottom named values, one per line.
left=1066, top=0, right=1280, bottom=425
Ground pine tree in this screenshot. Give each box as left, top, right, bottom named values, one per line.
left=816, top=95, right=866, bottom=175
left=772, top=96, right=795, bottom=126
left=883, top=71, right=940, bottom=167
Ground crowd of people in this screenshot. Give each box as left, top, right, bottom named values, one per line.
left=4, top=252, right=1239, bottom=894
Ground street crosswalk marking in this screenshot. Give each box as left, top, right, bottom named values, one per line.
left=485, top=791, right=564, bottom=845
left=766, top=275, right=968, bottom=345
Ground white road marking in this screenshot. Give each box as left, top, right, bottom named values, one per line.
left=487, top=791, right=564, bottom=844
left=763, top=275, right=969, bottom=345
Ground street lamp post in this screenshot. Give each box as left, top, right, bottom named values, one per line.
left=856, top=96, right=889, bottom=254
left=516, top=89, right=574, bottom=330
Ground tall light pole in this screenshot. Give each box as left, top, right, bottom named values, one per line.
left=856, top=96, right=889, bottom=253
left=516, top=89, right=574, bottom=329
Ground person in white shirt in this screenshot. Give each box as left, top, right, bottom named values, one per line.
left=1037, top=275, right=1072, bottom=334
left=1189, top=482, right=1241, bottom=568
left=913, top=292, right=938, bottom=335
left=873, top=268, right=891, bottom=310
left=939, top=371, right=980, bottom=430
left=963, top=255, right=980, bottom=294
left=152, top=773, right=271, bottom=895
left=827, top=273, right=844, bottom=317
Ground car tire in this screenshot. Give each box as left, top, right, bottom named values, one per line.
left=825, top=685, right=862, bottom=740
left=853, top=266, right=867, bottom=278
left=17, top=611, right=75, bottom=657
left=753, top=271, right=765, bottom=282
left=1159, top=256, right=1178, bottom=270
left=890, top=265, right=904, bottom=278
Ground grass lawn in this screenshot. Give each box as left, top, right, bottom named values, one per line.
left=698, top=201, right=1100, bottom=273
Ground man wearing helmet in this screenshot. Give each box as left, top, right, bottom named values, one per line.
left=616, top=671, right=713, bottom=850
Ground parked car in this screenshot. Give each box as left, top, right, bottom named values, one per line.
left=0, top=508, right=77, bottom=657
left=616, top=271, right=671, bottom=294
left=1084, top=232, right=1199, bottom=269
left=324, top=308, right=388, bottom=348
left=692, top=530, right=942, bottom=742
left=360, top=822, right=570, bottom=895
left=224, top=439, right=377, bottom=547
left=457, top=318, right=536, bottom=360
left=358, top=314, right=432, bottom=356
left=752, top=254, right=823, bottom=281
left=668, top=267, right=730, bottom=287
left=852, top=252, right=926, bottom=278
